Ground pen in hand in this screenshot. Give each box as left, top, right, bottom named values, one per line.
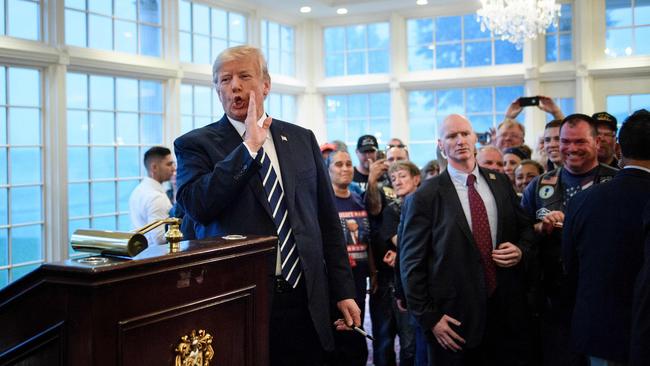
left=334, top=319, right=374, bottom=340
left=352, top=325, right=374, bottom=341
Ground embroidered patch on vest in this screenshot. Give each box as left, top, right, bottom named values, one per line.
left=539, top=185, right=555, bottom=199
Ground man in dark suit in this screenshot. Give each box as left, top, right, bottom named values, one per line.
left=562, top=109, right=650, bottom=365
left=173, top=45, right=360, bottom=366
left=399, top=114, right=535, bottom=365
left=631, top=200, right=650, bottom=366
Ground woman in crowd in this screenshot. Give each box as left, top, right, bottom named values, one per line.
left=515, top=159, right=545, bottom=193
left=381, top=160, right=424, bottom=366
left=503, top=146, right=529, bottom=187
left=326, top=149, right=374, bottom=366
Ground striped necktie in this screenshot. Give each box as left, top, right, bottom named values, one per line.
left=258, top=148, right=302, bottom=288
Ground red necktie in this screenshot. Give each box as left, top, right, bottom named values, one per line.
left=466, top=174, right=497, bottom=296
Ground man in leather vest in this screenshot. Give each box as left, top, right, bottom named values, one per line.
left=521, top=114, right=618, bottom=366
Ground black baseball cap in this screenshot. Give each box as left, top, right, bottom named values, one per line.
left=592, top=111, right=618, bottom=132
left=356, top=135, right=378, bottom=153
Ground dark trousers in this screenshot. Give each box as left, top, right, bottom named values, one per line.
left=270, top=277, right=324, bottom=366
left=329, top=264, right=369, bottom=366
left=426, top=295, right=533, bottom=366
left=370, top=281, right=416, bottom=366
left=539, top=310, right=588, bottom=366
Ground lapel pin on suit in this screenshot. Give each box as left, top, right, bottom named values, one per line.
left=281, top=135, right=288, bottom=142
left=489, top=173, right=496, bottom=180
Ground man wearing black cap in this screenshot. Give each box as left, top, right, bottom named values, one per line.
left=520, top=113, right=618, bottom=366
left=593, top=111, right=619, bottom=168
left=353, top=135, right=380, bottom=191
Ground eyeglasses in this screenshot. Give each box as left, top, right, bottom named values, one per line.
left=597, top=131, right=616, bottom=138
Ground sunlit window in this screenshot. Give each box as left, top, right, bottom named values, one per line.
left=265, top=93, right=296, bottom=124
left=65, top=0, right=162, bottom=57
left=606, top=93, right=650, bottom=126
left=407, top=14, right=522, bottom=71
left=66, top=73, right=164, bottom=250
left=324, top=22, right=390, bottom=77
left=180, top=83, right=223, bottom=134
left=546, top=3, right=573, bottom=62
left=0, top=0, right=40, bottom=40
left=408, top=85, right=524, bottom=166
left=325, top=93, right=391, bottom=154
left=179, top=0, right=247, bottom=65
left=261, top=20, right=295, bottom=77
left=605, top=0, right=650, bottom=57
left=0, top=66, right=43, bottom=286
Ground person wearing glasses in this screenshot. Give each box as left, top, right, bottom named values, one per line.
left=592, top=112, right=620, bottom=168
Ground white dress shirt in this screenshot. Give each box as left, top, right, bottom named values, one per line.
left=129, top=176, right=172, bottom=245
left=446, top=163, right=499, bottom=248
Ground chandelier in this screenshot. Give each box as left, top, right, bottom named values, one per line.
left=477, top=0, right=561, bottom=49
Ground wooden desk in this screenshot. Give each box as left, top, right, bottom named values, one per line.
left=0, top=236, right=276, bottom=366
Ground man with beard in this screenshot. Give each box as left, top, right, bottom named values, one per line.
left=592, top=112, right=619, bottom=168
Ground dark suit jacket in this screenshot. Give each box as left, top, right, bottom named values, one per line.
left=631, top=200, right=650, bottom=366
left=173, top=115, right=355, bottom=350
left=562, top=168, right=650, bottom=362
left=399, top=167, right=534, bottom=350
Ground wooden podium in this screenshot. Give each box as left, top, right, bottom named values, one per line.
left=0, top=236, right=276, bottom=366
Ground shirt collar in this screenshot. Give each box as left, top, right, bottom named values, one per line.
left=447, top=162, right=481, bottom=186
left=227, top=114, right=269, bottom=139
left=143, top=176, right=166, bottom=193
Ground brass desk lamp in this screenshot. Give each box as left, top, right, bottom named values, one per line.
left=71, top=218, right=184, bottom=257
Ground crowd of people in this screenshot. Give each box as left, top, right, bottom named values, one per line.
left=126, top=44, right=650, bottom=366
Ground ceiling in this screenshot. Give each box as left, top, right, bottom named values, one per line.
left=240, top=0, right=466, bottom=19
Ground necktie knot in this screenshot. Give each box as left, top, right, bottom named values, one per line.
left=466, top=174, right=476, bottom=186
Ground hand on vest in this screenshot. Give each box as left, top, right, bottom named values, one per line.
left=492, top=242, right=522, bottom=267
left=536, top=210, right=564, bottom=235
left=433, top=314, right=465, bottom=352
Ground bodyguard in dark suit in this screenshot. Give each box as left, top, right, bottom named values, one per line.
left=399, top=114, right=535, bottom=366
left=174, top=46, right=360, bottom=366
left=562, top=109, right=650, bottom=365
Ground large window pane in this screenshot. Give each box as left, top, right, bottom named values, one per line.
left=605, top=0, right=648, bottom=57
left=408, top=13, right=521, bottom=70
left=10, top=147, right=41, bottom=184
left=10, top=186, right=41, bottom=224
left=324, top=22, right=390, bottom=76
left=9, top=108, right=40, bottom=145
left=7, top=0, right=40, bottom=40
left=65, top=0, right=161, bottom=56
left=408, top=85, right=524, bottom=165
left=325, top=92, right=391, bottom=151
left=67, top=147, right=89, bottom=181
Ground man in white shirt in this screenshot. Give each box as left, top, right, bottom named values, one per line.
left=129, top=146, right=176, bottom=245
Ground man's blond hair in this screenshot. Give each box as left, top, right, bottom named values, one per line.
left=212, top=45, right=271, bottom=84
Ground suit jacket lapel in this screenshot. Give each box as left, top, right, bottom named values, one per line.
left=270, top=120, right=296, bottom=214
left=439, top=170, right=475, bottom=245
